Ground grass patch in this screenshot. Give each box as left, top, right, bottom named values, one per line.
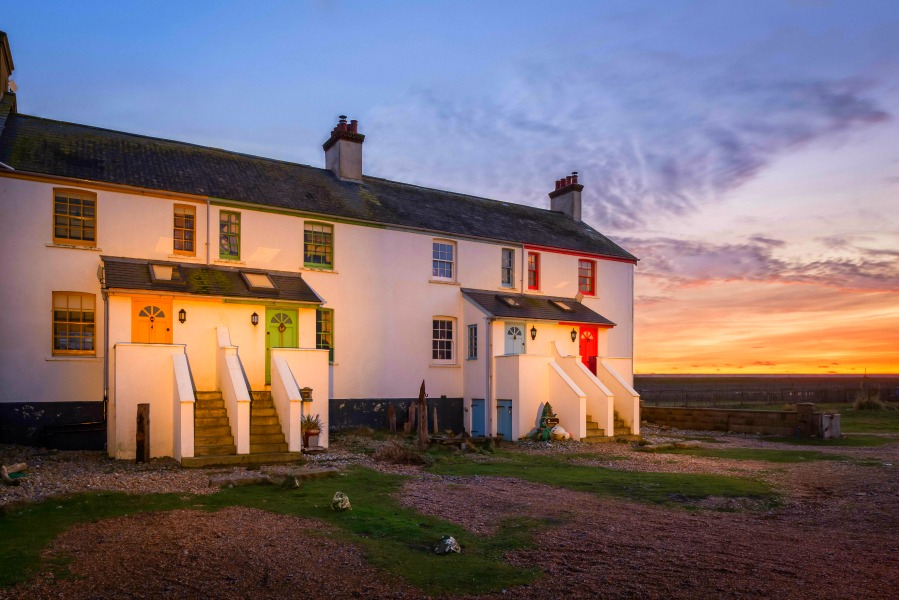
left=0, top=468, right=540, bottom=595
left=641, top=446, right=860, bottom=463
left=428, top=451, right=777, bottom=508
left=713, top=402, right=899, bottom=434
left=765, top=434, right=898, bottom=447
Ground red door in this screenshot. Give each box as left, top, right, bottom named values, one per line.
left=579, top=326, right=598, bottom=375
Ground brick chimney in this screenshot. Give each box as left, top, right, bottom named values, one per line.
left=323, top=115, right=364, bottom=182
left=0, top=31, right=15, bottom=104
left=548, top=172, right=583, bottom=220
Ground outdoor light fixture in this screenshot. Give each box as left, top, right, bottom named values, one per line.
left=530, top=325, right=537, bottom=340
left=178, top=308, right=186, bottom=324
left=300, top=387, right=313, bottom=402
left=570, top=328, right=578, bottom=342
left=251, top=312, right=259, bottom=327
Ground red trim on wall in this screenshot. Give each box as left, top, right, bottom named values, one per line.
left=558, top=321, right=614, bottom=328
left=523, top=243, right=637, bottom=264
left=527, top=252, right=540, bottom=290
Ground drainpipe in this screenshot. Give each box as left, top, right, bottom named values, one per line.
left=485, top=316, right=495, bottom=436
left=519, top=245, right=525, bottom=292
left=102, top=288, right=109, bottom=422
left=205, top=198, right=211, bottom=265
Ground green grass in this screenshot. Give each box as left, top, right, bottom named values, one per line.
left=0, top=468, right=540, bottom=595
left=714, top=402, right=899, bottom=434
left=641, top=446, right=863, bottom=463
left=765, top=434, right=898, bottom=447
left=428, top=451, right=778, bottom=508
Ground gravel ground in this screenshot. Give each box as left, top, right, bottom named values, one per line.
left=2, top=429, right=898, bottom=599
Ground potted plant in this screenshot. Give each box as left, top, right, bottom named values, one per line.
left=302, top=413, right=323, bottom=448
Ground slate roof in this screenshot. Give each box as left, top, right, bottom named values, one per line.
left=102, top=256, right=322, bottom=304
left=0, top=96, right=636, bottom=261
left=461, top=288, right=615, bottom=326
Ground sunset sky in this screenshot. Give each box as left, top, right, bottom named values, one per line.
left=6, top=1, right=898, bottom=374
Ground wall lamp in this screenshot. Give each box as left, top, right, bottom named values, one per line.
left=178, top=308, right=187, bottom=324
left=530, top=325, right=537, bottom=341
left=251, top=312, right=259, bottom=327
left=570, top=328, right=578, bottom=342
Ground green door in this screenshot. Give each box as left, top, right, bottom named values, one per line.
left=265, top=308, right=298, bottom=384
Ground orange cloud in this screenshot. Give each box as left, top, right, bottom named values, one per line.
left=634, top=279, right=899, bottom=374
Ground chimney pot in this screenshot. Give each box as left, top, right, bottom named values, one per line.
left=349, top=119, right=358, bottom=133
left=324, top=115, right=364, bottom=181
left=571, top=171, right=578, bottom=184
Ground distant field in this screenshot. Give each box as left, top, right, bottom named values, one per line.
left=635, top=375, right=899, bottom=407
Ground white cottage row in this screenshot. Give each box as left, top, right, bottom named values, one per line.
left=0, top=32, right=639, bottom=463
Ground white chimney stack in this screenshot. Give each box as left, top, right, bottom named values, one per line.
left=549, top=171, right=583, bottom=221
left=323, top=115, right=364, bottom=182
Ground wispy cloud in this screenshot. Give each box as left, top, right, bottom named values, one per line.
left=367, top=54, right=890, bottom=231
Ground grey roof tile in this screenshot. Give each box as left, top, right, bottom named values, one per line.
left=462, top=288, right=615, bottom=326
left=0, top=112, right=636, bottom=261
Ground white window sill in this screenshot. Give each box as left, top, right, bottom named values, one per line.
left=466, top=357, right=478, bottom=361
left=169, top=254, right=201, bottom=260
left=429, top=279, right=461, bottom=286
left=46, top=356, right=102, bottom=362
left=430, top=363, right=461, bottom=368
left=214, top=258, right=245, bottom=265
left=46, top=243, right=102, bottom=252
left=300, top=267, right=338, bottom=274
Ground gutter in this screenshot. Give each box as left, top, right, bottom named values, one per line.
left=206, top=198, right=211, bottom=265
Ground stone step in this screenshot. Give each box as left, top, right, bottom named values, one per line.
left=196, top=391, right=224, bottom=401
left=195, top=443, right=237, bottom=456
left=251, top=415, right=281, bottom=426
left=251, top=433, right=287, bottom=445
left=195, top=409, right=228, bottom=420
left=196, top=416, right=230, bottom=427
left=251, top=391, right=273, bottom=402
left=586, top=428, right=606, bottom=437
left=194, top=425, right=232, bottom=437
left=614, top=427, right=631, bottom=436
left=251, top=442, right=289, bottom=454
left=251, top=424, right=284, bottom=435
left=181, top=451, right=310, bottom=468
left=582, top=435, right=614, bottom=444
left=195, top=434, right=235, bottom=446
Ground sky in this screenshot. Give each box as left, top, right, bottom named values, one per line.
left=5, top=1, right=898, bottom=374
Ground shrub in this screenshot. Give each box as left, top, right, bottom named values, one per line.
left=853, top=390, right=884, bottom=411
left=372, top=441, right=434, bottom=466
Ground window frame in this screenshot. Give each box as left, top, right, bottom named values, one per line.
left=578, top=259, right=596, bottom=296
left=527, top=252, right=540, bottom=290
left=172, top=204, right=197, bottom=256
left=432, top=317, right=456, bottom=364
left=316, top=308, right=335, bottom=363
left=501, top=248, right=515, bottom=287
left=467, top=324, right=478, bottom=360
left=304, top=222, right=335, bottom=270
left=51, top=292, right=97, bottom=356
left=52, top=188, right=97, bottom=247
left=432, top=239, right=456, bottom=281
left=219, top=210, right=241, bottom=260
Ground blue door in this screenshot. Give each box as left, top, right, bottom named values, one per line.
left=471, top=399, right=485, bottom=437
left=497, top=400, right=512, bottom=440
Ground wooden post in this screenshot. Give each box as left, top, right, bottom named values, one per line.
left=406, top=402, right=416, bottom=434
left=136, top=403, right=150, bottom=463
left=387, top=404, right=397, bottom=433
left=432, top=406, right=439, bottom=435
left=417, top=380, right=428, bottom=449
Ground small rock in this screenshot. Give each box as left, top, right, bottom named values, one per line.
left=331, top=491, right=352, bottom=511
left=434, top=535, right=461, bottom=555
left=281, top=475, right=300, bottom=489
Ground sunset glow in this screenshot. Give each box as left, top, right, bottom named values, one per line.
left=6, top=2, right=898, bottom=374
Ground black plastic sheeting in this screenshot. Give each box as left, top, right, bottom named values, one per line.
left=328, top=397, right=464, bottom=434
left=0, top=402, right=106, bottom=450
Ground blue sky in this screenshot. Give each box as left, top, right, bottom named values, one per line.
left=5, top=1, right=898, bottom=372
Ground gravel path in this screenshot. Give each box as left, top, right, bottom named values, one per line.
left=2, top=430, right=897, bottom=599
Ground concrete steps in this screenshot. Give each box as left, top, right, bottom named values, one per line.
left=582, top=413, right=638, bottom=444
left=250, top=391, right=288, bottom=454
left=194, top=392, right=236, bottom=457
left=181, top=452, right=307, bottom=469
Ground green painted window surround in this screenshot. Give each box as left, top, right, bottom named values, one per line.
left=219, top=211, right=241, bottom=260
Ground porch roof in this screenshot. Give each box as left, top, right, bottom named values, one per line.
left=101, top=256, right=323, bottom=304
left=461, top=288, right=616, bottom=326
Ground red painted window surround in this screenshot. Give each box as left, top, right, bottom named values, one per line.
left=527, top=252, right=540, bottom=290
left=578, top=259, right=596, bottom=295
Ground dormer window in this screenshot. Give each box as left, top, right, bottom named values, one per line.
left=149, top=263, right=186, bottom=284
left=550, top=299, right=574, bottom=312
left=498, top=296, right=521, bottom=308
left=241, top=271, right=277, bottom=292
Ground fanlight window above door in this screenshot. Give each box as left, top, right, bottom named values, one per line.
left=507, top=326, right=523, bottom=340
left=138, top=306, right=166, bottom=321
left=270, top=312, right=293, bottom=333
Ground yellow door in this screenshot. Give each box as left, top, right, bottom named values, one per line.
left=131, top=298, right=173, bottom=344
